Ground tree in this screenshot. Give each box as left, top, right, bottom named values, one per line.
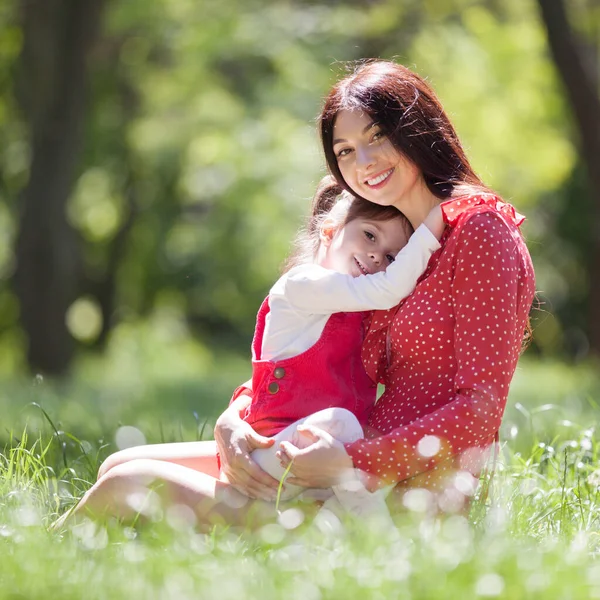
left=2, top=0, right=592, bottom=374
left=536, top=0, right=600, bottom=354
left=13, top=0, right=107, bottom=374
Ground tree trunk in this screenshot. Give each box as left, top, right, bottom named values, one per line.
left=13, top=0, right=106, bottom=374
left=536, top=0, right=600, bottom=355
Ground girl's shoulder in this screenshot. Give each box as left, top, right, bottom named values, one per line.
left=276, top=263, right=332, bottom=283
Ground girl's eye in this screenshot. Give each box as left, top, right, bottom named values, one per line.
left=386, top=254, right=395, bottom=264
left=336, top=147, right=352, bottom=158
left=364, top=231, right=375, bottom=241
left=372, top=130, right=385, bottom=142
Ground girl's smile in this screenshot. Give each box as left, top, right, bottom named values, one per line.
left=319, top=216, right=410, bottom=278
left=354, top=257, right=370, bottom=276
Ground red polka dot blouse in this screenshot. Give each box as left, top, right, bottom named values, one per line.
left=346, top=194, right=536, bottom=491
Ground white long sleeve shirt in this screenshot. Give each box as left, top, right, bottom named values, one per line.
left=261, top=224, right=440, bottom=361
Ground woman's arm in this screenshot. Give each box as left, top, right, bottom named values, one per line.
left=346, top=212, right=535, bottom=485
left=214, top=394, right=281, bottom=500
left=277, top=425, right=354, bottom=488
left=281, top=211, right=535, bottom=488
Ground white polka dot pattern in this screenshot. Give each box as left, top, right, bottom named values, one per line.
left=347, top=196, right=536, bottom=491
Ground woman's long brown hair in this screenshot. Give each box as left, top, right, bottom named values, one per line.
left=319, top=60, right=493, bottom=201
left=319, top=60, right=531, bottom=348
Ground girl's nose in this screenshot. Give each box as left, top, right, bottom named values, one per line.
left=369, top=250, right=382, bottom=265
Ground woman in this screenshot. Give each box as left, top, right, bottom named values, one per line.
left=56, top=60, right=534, bottom=528
left=217, top=60, right=535, bottom=513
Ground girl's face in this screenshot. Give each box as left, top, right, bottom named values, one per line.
left=320, top=216, right=410, bottom=278
left=332, top=109, right=422, bottom=210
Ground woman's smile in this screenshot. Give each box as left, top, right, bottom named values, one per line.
left=365, top=168, right=395, bottom=189
left=332, top=109, right=422, bottom=211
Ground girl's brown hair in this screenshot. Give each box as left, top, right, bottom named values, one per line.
left=283, top=175, right=412, bottom=272
left=319, top=60, right=493, bottom=200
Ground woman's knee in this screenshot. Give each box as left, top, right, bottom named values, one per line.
left=81, top=460, right=163, bottom=522
left=97, top=456, right=163, bottom=490
left=97, top=452, right=119, bottom=480
left=101, top=458, right=163, bottom=482
left=97, top=449, right=132, bottom=480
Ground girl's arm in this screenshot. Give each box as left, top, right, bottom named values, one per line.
left=280, top=221, right=441, bottom=314
left=281, top=211, right=535, bottom=488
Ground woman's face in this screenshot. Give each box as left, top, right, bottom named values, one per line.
left=332, top=109, right=421, bottom=210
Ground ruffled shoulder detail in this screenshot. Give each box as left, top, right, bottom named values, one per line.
left=441, top=194, right=525, bottom=228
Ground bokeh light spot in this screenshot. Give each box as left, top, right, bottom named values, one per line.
left=417, top=435, right=441, bottom=458
left=278, top=508, right=304, bottom=530
left=66, top=296, right=103, bottom=343
left=115, top=426, right=146, bottom=450
left=259, top=523, right=285, bottom=545
left=475, top=573, right=504, bottom=597
left=402, top=488, right=433, bottom=513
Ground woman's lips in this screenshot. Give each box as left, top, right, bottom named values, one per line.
left=365, top=168, right=394, bottom=189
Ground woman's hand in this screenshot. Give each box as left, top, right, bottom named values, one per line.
left=278, top=425, right=354, bottom=488
left=214, top=395, right=280, bottom=500
left=423, top=203, right=446, bottom=240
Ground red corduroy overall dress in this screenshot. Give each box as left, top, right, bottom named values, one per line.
left=242, top=298, right=377, bottom=437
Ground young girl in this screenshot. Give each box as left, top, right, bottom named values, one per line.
left=54, top=176, right=444, bottom=529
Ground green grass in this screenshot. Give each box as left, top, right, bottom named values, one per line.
left=1, top=347, right=600, bottom=598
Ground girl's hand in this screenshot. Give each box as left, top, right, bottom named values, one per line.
left=214, top=395, right=280, bottom=500
left=277, top=425, right=354, bottom=488
left=423, top=204, right=445, bottom=240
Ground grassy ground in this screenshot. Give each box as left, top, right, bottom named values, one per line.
left=1, top=332, right=599, bottom=598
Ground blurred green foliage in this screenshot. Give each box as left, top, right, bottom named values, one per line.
left=0, top=0, right=597, bottom=373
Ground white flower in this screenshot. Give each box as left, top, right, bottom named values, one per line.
left=587, top=469, right=600, bottom=488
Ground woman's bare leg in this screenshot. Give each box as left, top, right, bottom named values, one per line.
left=57, top=458, right=275, bottom=531
left=97, top=441, right=220, bottom=480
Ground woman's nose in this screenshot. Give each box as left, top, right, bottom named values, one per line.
left=356, top=145, right=376, bottom=170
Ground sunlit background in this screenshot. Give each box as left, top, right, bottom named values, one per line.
left=1, top=2, right=600, bottom=597
left=0, top=0, right=598, bottom=443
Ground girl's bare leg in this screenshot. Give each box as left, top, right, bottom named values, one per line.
left=97, top=441, right=220, bottom=480
left=57, top=458, right=275, bottom=531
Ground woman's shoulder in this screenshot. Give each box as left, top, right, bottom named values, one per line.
left=440, top=193, right=528, bottom=253
left=439, top=193, right=533, bottom=270
left=441, top=192, right=526, bottom=231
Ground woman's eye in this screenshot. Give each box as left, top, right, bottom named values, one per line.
left=336, top=147, right=352, bottom=158
left=372, top=131, right=385, bottom=142
left=386, top=254, right=395, bottom=264
left=364, top=231, right=375, bottom=241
